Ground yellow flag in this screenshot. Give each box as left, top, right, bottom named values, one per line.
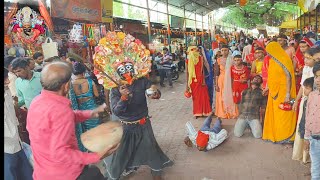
left=298, top=0, right=307, bottom=13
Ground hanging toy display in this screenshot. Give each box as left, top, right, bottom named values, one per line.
left=93, top=31, right=151, bottom=90
left=68, top=23, right=84, bottom=48
left=101, top=25, right=107, bottom=37
left=86, top=24, right=97, bottom=47
left=83, top=36, right=89, bottom=48
left=7, top=6, right=48, bottom=53
left=94, top=25, right=101, bottom=45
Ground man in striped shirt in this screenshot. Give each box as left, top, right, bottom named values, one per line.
left=184, top=113, right=228, bottom=151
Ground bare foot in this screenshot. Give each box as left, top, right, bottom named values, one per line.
left=211, top=113, right=217, bottom=118
left=303, top=172, right=311, bottom=176
left=283, top=144, right=293, bottom=149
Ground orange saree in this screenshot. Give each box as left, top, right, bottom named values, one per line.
left=215, top=57, right=239, bottom=119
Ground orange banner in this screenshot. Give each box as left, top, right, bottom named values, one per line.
left=51, top=0, right=101, bottom=22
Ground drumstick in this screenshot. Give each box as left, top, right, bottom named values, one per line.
left=67, top=52, right=120, bottom=86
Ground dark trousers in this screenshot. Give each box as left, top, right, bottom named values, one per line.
left=159, top=69, right=172, bottom=86
left=207, top=86, right=213, bottom=107
left=178, top=60, right=185, bottom=71
left=4, top=150, right=33, bottom=180
left=77, top=165, right=106, bottom=180
left=17, top=108, right=30, bottom=144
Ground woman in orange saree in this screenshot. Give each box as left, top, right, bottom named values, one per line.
left=262, top=42, right=297, bottom=143
left=185, top=46, right=212, bottom=118
left=214, top=45, right=239, bottom=119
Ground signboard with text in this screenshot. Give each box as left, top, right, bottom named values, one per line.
left=101, top=0, right=113, bottom=23
left=51, top=0, right=101, bottom=22
left=171, top=15, right=184, bottom=29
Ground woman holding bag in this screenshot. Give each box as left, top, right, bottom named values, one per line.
left=185, top=46, right=212, bottom=118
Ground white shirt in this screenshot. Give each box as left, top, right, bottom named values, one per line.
left=301, top=66, right=314, bottom=86
left=301, top=66, right=314, bottom=96
left=186, top=121, right=228, bottom=151
left=242, top=44, right=252, bottom=62
left=4, top=88, right=22, bottom=154
left=8, top=72, right=17, bottom=97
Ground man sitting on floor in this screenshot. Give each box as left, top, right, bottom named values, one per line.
left=234, top=75, right=267, bottom=139
left=184, top=113, right=228, bottom=151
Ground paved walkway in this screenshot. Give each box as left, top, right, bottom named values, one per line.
left=117, top=74, right=309, bottom=180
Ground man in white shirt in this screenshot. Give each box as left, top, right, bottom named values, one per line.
left=184, top=113, right=228, bottom=151
left=4, top=56, right=18, bottom=97
left=4, top=68, right=33, bottom=180
left=242, top=38, right=253, bottom=62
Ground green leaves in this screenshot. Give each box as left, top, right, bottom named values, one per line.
left=221, top=1, right=300, bottom=29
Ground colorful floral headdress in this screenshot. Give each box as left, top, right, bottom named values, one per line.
left=93, top=31, right=151, bottom=89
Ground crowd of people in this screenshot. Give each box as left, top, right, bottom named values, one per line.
left=4, top=30, right=320, bottom=180
left=4, top=39, right=173, bottom=180
left=182, top=32, right=320, bottom=180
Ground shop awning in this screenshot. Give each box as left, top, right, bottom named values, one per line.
left=279, top=20, right=297, bottom=29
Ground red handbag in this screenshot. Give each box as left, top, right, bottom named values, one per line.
left=278, top=99, right=295, bottom=111
left=184, top=90, right=191, bottom=98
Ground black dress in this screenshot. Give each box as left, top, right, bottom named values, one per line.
left=105, top=78, right=173, bottom=179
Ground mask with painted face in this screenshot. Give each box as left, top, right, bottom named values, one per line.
left=116, top=62, right=135, bottom=85
left=93, top=31, right=151, bottom=89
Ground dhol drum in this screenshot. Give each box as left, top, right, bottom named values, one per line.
left=81, top=121, right=123, bottom=152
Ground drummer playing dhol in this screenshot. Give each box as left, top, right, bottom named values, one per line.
left=26, top=61, right=119, bottom=180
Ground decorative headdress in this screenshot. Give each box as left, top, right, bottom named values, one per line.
left=8, top=6, right=47, bottom=45
left=93, top=31, right=151, bottom=89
